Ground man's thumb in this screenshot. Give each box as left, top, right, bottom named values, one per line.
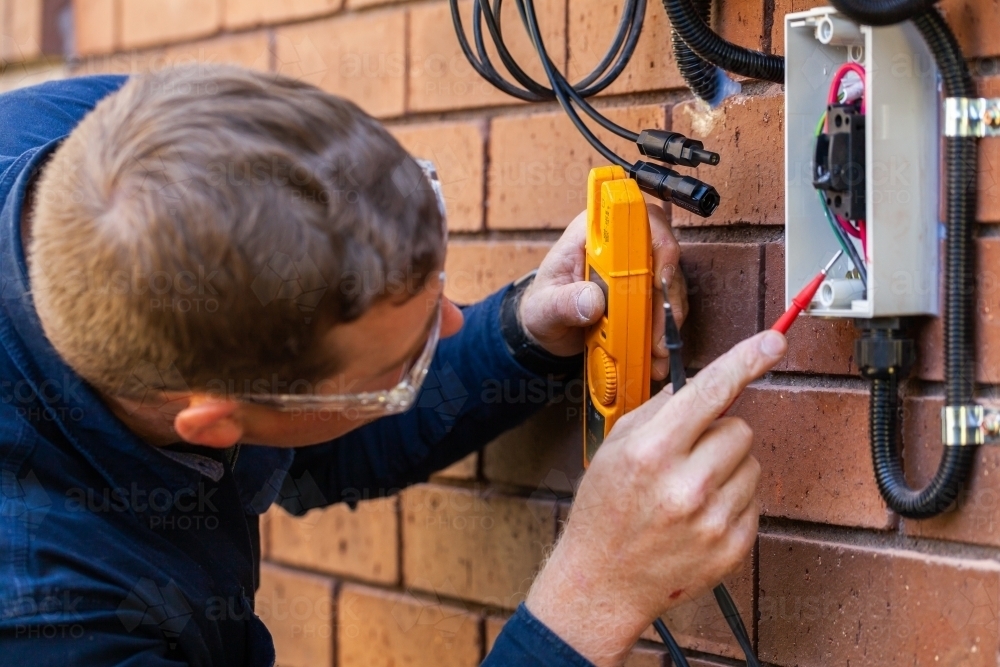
left=552, top=282, right=605, bottom=327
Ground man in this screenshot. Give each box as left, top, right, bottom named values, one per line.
left=0, top=65, right=787, bottom=666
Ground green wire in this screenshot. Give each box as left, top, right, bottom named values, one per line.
left=815, top=111, right=827, bottom=137
left=818, top=190, right=867, bottom=286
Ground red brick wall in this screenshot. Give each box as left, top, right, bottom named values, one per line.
left=4, top=0, right=994, bottom=663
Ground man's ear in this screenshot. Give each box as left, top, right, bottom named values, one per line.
left=174, top=397, right=244, bottom=448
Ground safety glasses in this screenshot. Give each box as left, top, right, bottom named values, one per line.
left=241, top=159, right=448, bottom=417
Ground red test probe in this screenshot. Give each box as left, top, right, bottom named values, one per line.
left=770, top=250, right=843, bottom=334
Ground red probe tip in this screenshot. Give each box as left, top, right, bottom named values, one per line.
left=771, top=251, right=844, bottom=334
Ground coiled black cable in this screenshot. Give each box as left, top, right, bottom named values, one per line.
left=829, top=0, right=937, bottom=26
left=857, top=8, right=979, bottom=519
left=660, top=0, right=784, bottom=84
left=670, top=0, right=718, bottom=103
left=450, top=0, right=644, bottom=103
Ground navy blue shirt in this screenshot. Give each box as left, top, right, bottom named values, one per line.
left=0, top=77, right=593, bottom=666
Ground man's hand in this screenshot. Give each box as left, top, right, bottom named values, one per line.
left=525, top=330, right=788, bottom=667
left=518, top=204, right=687, bottom=381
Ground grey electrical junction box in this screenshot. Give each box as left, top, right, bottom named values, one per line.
left=784, top=7, right=940, bottom=318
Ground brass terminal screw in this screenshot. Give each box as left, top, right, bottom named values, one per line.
left=984, top=106, right=1000, bottom=130
left=982, top=410, right=1000, bottom=438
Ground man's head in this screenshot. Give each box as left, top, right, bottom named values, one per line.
left=29, top=64, right=463, bottom=447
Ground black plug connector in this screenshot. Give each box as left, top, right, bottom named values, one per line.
left=630, top=160, right=720, bottom=217
left=637, top=129, right=721, bottom=168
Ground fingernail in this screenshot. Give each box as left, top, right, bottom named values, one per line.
left=657, top=334, right=668, bottom=353
left=760, top=330, right=786, bottom=357
left=660, top=265, right=676, bottom=287
left=576, top=285, right=597, bottom=321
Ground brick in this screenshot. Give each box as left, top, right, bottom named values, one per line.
left=483, top=402, right=583, bottom=494
left=717, top=0, right=765, bottom=52
left=74, top=0, right=116, bottom=56
left=223, top=0, right=342, bottom=30
left=916, top=238, right=1000, bottom=384
left=408, top=0, right=566, bottom=113
left=443, top=240, right=552, bottom=303
left=566, top=0, right=685, bottom=96
left=979, top=77, right=1000, bottom=223
left=764, top=243, right=858, bottom=375
left=1, top=0, right=43, bottom=63
left=940, top=0, right=1000, bottom=59
left=267, top=498, right=399, bottom=585
left=678, top=242, right=762, bottom=369
left=120, top=0, right=221, bottom=50
left=159, top=31, right=270, bottom=70
left=687, top=659, right=736, bottom=667
left=391, top=120, right=486, bottom=233
left=76, top=30, right=271, bottom=75
left=624, top=645, right=667, bottom=667
left=257, top=562, right=336, bottom=667
left=640, top=552, right=756, bottom=660
left=759, top=533, right=1000, bottom=666
left=276, top=10, right=406, bottom=118
left=671, top=93, right=784, bottom=226
left=401, top=484, right=557, bottom=608
left=339, top=583, right=481, bottom=667
left=980, top=138, right=999, bottom=223
left=902, top=395, right=1000, bottom=548
left=769, top=0, right=825, bottom=56
left=347, top=0, right=403, bottom=9
left=730, top=383, right=894, bottom=529
left=432, top=453, right=478, bottom=481
left=488, top=105, right=666, bottom=230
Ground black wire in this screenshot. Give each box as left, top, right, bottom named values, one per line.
left=663, top=288, right=760, bottom=667
left=517, top=0, right=632, bottom=168
left=713, top=585, right=760, bottom=667
left=450, top=0, right=643, bottom=159
left=653, top=618, right=690, bottom=667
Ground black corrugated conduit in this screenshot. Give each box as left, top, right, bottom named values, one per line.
left=829, top=0, right=937, bottom=26
left=846, top=5, right=979, bottom=519
left=660, top=0, right=784, bottom=84
left=670, top=0, right=718, bottom=103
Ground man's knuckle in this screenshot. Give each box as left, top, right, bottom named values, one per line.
left=701, top=511, right=729, bottom=542
left=670, top=480, right=707, bottom=517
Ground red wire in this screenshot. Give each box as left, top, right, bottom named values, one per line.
left=828, top=61, right=866, bottom=113
left=835, top=213, right=860, bottom=239
left=835, top=213, right=868, bottom=261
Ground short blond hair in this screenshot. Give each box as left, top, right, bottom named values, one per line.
left=30, top=65, right=444, bottom=398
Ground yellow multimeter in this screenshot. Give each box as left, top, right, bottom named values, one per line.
left=583, top=166, right=653, bottom=466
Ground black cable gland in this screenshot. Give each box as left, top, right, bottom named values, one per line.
left=636, top=129, right=721, bottom=168
left=630, top=160, right=720, bottom=217
left=855, top=324, right=915, bottom=380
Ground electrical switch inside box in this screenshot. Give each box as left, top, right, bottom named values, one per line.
left=784, top=7, right=941, bottom=319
